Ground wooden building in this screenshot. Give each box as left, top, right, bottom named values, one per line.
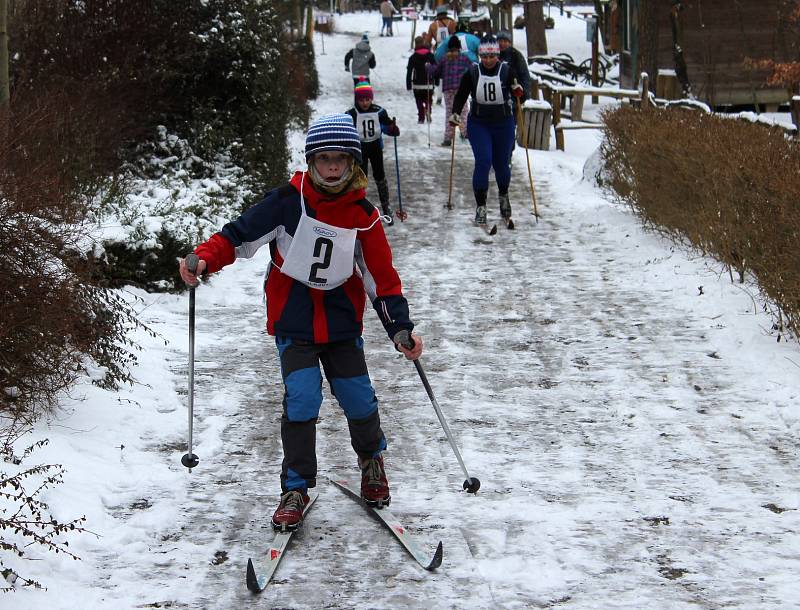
left=618, top=0, right=799, bottom=108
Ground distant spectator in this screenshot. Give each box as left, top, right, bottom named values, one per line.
left=380, top=0, right=399, bottom=36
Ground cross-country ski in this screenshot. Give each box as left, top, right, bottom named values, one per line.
left=245, top=493, right=320, bottom=593
left=330, top=479, right=443, bottom=571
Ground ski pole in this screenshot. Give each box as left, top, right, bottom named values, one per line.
left=426, top=74, right=432, bottom=148
left=516, top=99, right=539, bottom=221
left=392, top=117, right=407, bottom=222
left=393, top=330, right=481, bottom=494
left=446, top=132, right=456, bottom=210
left=181, top=253, right=200, bottom=472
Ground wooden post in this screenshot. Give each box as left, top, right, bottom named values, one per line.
left=0, top=0, right=8, bottom=108
left=552, top=90, right=564, bottom=150
left=306, top=3, right=315, bottom=44
left=524, top=0, right=548, bottom=56
left=640, top=72, right=650, bottom=109
left=530, top=78, right=540, bottom=100
left=791, top=96, right=800, bottom=134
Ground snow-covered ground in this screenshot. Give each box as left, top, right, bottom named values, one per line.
left=5, top=7, right=800, bottom=610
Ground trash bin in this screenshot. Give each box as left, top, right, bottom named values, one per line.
left=517, top=100, right=552, bottom=150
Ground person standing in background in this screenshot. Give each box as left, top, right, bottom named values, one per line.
left=379, top=0, right=398, bottom=36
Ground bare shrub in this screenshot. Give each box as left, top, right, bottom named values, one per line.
left=601, top=106, right=800, bottom=338
left=0, top=93, right=146, bottom=417
left=0, top=415, right=89, bottom=591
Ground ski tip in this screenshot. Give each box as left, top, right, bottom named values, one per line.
left=246, top=558, right=264, bottom=593
left=426, top=541, right=444, bottom=571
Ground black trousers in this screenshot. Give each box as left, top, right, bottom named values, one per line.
left=359, top=141, right=386, bottom=183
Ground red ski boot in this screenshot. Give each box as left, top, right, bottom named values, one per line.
left=359, top=455, right=391, bottom=507
left=271, top=490, right=309, bottom=531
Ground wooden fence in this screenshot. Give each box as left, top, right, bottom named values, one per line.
left=527, top=71, right=799, bottom=152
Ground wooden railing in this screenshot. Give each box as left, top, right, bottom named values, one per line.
left=529, top=72, right=798, bottom=151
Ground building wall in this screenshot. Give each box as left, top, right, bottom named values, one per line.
left=621, top=0, right=798, bottom=106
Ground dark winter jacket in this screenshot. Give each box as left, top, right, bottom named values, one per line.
left=499, top=46, right=531, bottom=98
left=345, top=41, right=376, bottom=78
left=345, top=104, right=394, bottom=151
left=193, top=172, right=413, bottom=344
left=406, top=48, right=436, bottom=90
left=452, top=61, right=523, bottom=121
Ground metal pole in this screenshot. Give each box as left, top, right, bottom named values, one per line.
left=393, top=331, right=480, bottom=493
left=181, top=254, right=200, bottom=471
left=392, top=122, right=407, bottom=221
left=446, top=135, right=456, bottom=210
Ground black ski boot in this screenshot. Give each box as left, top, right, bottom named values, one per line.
left=499, top=193, right=512, bottom=219
left=474, top=189, right=488, bottom=225
left=499, top=193, right=514, bottom=229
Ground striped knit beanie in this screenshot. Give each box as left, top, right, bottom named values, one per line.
left=478, top=35, right=500, bottom=56
left=354, top=81, right=373, bottom=101
left=305, top=113, right=362, bottom=164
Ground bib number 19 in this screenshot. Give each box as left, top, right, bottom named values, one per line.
left=309, top=237, right=333, bottom=284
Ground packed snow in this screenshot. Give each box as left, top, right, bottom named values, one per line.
left=5, top=7, right=800, bottom=610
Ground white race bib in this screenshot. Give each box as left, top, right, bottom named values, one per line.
left=356, top=111, right=381, bottom=143
left=475, top=68, right=505, bottom=106
left=436, top=24, right=449, bottom=45
left=278, top=175, right=381, bottom=290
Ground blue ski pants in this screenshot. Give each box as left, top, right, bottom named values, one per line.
left=467, top=114, right=516, bottom=194
left=276, top=336, right=386, bottom=493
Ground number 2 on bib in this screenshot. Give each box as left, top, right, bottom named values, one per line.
left=309, top=237, right=333, bottom=284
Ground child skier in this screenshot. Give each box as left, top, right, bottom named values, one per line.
left=427, top=35, right=471, bottom=146
left=450, top=35, right=526, bottom=227
left=344, top=34, right=376, bottom=87
left=345, top=82, right=403, bottom=225
left=178, top=114, right=423, bottom=531
left=406, top=36, right=436, bottom=124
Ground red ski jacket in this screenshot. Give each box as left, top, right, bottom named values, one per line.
left=194, top=171, right=413, bottom=344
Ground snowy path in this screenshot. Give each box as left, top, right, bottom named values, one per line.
left=146, top=19, right=800, bottom=609
left=17, top=12, right=800, bottom=610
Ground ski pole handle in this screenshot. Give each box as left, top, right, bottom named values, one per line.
left=186, top=253, right=200, bottom=275
left=393, top=329, right=415, bottom=351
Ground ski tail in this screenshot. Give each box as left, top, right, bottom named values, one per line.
left=330, top=478, right=443, bottom=571
left=246, top=558, right=265, bottom=593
